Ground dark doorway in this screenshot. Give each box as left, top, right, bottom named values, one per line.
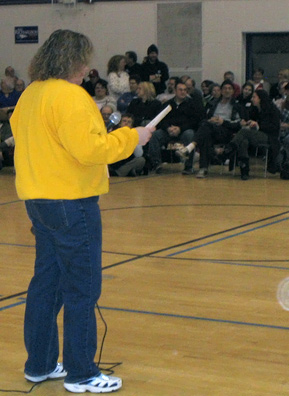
left=246, top=32, right=289, bottom=84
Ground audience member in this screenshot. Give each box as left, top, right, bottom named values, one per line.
left=210, top=83, right=222, bottom=101
left=125, top=51, right=143, bottom=77
left=141, top=44, right=169, bottom=95
left=180, top=75, right=190, bottom=84
left=107, top=55, right=130, bottom=101
left=280, top=83, right=289, bottom=133
left=148, top=81, right=205, bottom=175
left=235, top=81, right=254, bottom=120
left=0, top=108, right=14, bottom=170
left=5, top=66, right=18, bottom=84
left=0, top=77, right=21, bottom=111
left=127, top=81, right=162, bottom=126
left=156, top=76, right=179, bottom=104
left=277, top=83, right=289, bottom=177
left=277, top=83, right=289, bottom=171
left=100, top=105, right=114, bottom=130
left=127, top=81, right=162, bottom=167
left=178, top=80, right=242, bottom=178
left=15, top=79, right=26, bottom=93
left=93, top=80, right=116, bottom=111
left=185, top=78, right=203, bottom=101
left=273, top=80, right=289, bottom=111
left=82, top=68, right=106, bottom=96
left=252, top=67, right=271, bottom=93
left=117, top=74, right=140, bottom=113
left=200, top=79, right=214, bottom=106
left=109, top=114, right=145, bottom=177
left=270, top=68, right=289, bottom=100
left=204, top=83, right=221, bottom=111
left=224, top=89, right=280, bottom=180
left=223, top=71, right=241, bottom=97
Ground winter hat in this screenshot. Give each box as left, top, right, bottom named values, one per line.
left=147, top=44, right=159, bottom=55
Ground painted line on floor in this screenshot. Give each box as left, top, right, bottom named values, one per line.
left=0, top=299, right=26, bottom=311
left=1, top=299, right=286, bottom=332
left=99, top=306, right=289, bottom=332
left=167, top=216, right=289, bottom=257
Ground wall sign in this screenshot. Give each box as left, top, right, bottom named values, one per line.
left=15, top=26, right=38, bottom=44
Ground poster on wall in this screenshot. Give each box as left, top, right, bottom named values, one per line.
left=15, top=26, right=38, bottom=44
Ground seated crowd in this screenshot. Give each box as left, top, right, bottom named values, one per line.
left=1, top=52, right=289, bottom=181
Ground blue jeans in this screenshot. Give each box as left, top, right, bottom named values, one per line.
left=24, top=197, right=102, bottom=383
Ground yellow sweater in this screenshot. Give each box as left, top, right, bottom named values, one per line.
left=10, top=79, right=139, bottom=200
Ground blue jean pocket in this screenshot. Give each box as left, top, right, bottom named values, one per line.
left=25, top=200, right=68, bottom=231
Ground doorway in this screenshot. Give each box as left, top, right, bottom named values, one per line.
left=246, top=32, right=289, bottom=84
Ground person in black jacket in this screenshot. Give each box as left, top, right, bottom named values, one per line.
left=127, top=81, right=162, bottom=126
left=235, top=81, right=254, bottom=121
left=148, top=81, right=205, bottom=174
left=125, top=51, right=143, bottom=77
left=177, top=80, right=242, bottom=178
left=141, top=44, right=169, bottom=95
left=225, top=89, right=280, bottom=180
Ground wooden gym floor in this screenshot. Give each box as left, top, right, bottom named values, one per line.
left=1, top=160, right=289, bottom=396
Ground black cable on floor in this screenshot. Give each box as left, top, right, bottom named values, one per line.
left=0, top=304, right=122, bottom=393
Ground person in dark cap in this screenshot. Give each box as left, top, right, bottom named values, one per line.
left=82, top=68, right=107, bottom=96
left=141, top=44, right=169, bottom=95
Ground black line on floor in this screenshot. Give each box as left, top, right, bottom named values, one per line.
left=103, top=210, right=289, bottom=269
left=2, top=210, right=288, bottom=302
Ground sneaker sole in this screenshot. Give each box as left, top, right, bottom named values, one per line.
left=25, top=371, right=67, bottom=383
left=64, top=379, right=122, bottom=393
left=25, top=364, right=67, bottom=383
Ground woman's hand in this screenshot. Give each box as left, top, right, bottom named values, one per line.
left=135, top=126, right=155, bottom=146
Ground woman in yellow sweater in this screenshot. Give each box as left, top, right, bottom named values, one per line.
left=10, top=29, right=153, bottom=394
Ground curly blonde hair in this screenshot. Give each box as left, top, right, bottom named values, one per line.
left=107, top=55, right=125, bottom=75
left=138, top=82, right=156, bottom=101
left=29, top=29, right=93, bottom=81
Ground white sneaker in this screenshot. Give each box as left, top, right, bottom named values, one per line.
left=196, top=168, right=208, bottom=178
left=64, top=372, right=122, bottom=393
left=25, top=363, right=67, bottom=383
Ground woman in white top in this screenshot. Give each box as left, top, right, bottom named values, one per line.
left=93, top=80, right=116, bottom=111
left=107, top=55, right=130, bottom=101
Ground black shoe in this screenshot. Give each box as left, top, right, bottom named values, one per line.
left=155, top=166, right=162, bottom=174
left=182, top=168, right=194, bottom=175
left=239, top=157, right=250, bottom=180
left=267, top=165, right=278, bottom=174
left=241, top=173, right=249, bottom=180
